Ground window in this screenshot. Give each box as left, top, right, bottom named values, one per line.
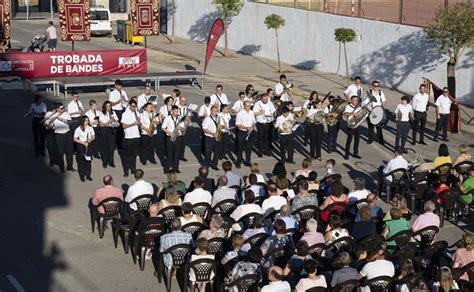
left=91, top=11, right=109, bottom=21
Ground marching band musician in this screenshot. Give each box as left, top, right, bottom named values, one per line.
left=306, top=97, right=325, bottom=161
left=43, top=103, right=59, bottom=166
left=73, top=116, right=95, bottom=182
left=324, top=96, right=339, bottom=153
left=108, top=79, right=128, bottom=149
left=302, top=91, right=319, bottom=146
left=67, top=92, right=84, bottom=129
left=434, top=87, right=455, bottom=142
left=244, top=84, right=255, bottom=101
left=232, top=91, right=246, bottom=114
left=177, top=96, right=190, bottom=162
left=235, top=100, right=256, bottom=168
left=210, top=84, right=229, bottom=110
left=137, top=85, right=153, bottom=111
left=53, top=103, right=75, bottom=173
left=218, top=104, right=232, bottom=160
left=275, top=74, right=291, bottom=102
left=161, top=105, right=182, bottom=173
left=159, top=96, right=174, bottom=123
left=275, top=106, right=295, bottom=164
left=344, top=76, right=363, bottom=102
left=253, top=93, right=276, bottom=157
left=202, top=106, right=222, bottom=170
left=98, top=101, right=118, bottom=169
left=139, top=102, right=158, bottom=165
left=412, top=83, right=429, bottom=145
left=121, top=100, right=141, bottom=177
left=84, top=100, right=100, bottom=159
left=198, top=96, right=212, bottom=154
left=171, top=88, right=182, bottom=106
left=366, top=81, right=386, bottom=145
left=343, top=96, right=362, bottom=160
left=394, top=96, right=413, bottom=152
left=28, top=94, right=47, bottom=157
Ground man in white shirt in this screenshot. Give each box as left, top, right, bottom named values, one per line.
left=53, top=104, right=74, bottom=173
left=274, top=106, right=295, bottom=163
left=232, top=91, right=246, bottom=114
left=261, top=266, right=291, bottom=292
left=275, top=74, right=291, bottom=102
left=84, top=100, right=100, bottom=158
left=121, top=100, right=141, bottom=177
left=394, top=96, right=413, bottom=151
left=378, top=147, right=409, bottom=195
left=306, top=98, right=325, bottom=160
left=28, top=95, right=47, bottom=156
left=230, top=189, right=262, bottom=230
left=139, top=102, right=158, bottom=165
left=366, top=81, right=386, bottom=145
left=210, top=84, right=229, bottom=109
left=253, top=93, right=276, bottom=157
left=183, top=177, right=212, bottom=205
left=211, top=176, right=237, bottom=207
left=343, top=96, right=362, bottom=160
left=108, top=79, right=128, bottom=149
left=198, top=96, right=212, bottom=119
left=125, top=169, right=154, bottom=211
left=412, top=83, right=429, bottom=145
left=235, top=101, right=256, bottom=167
left=67, top=92, right=84, bottom=129
left=202, top=106, right=222, bottom=170
left=434, top=87, right=454, bottom=142
left=348, top=177, right=370, bottom=205
left=262, top=184, right=287, bottom=216
left=161, top=105, right=182, bottom=173
left=45, top=21, right=57, bottom=51
left=137, top=85, right=153, bottom=111
left=359, top=247, right=395, bottom=282
left=177, top=96, right=190, bottom=162
left=344, top=76, right=363, bottom=101
left=218, top=104, right=232, bottom=159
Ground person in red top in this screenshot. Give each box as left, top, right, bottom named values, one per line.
left=319, top=181, right=349, bottom=222
left=92, top=175, right=123, bottom=213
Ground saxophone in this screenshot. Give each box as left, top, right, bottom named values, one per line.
left=147, top=113, right=157, bottom=136
left=215, top=116, right=222, bottom=142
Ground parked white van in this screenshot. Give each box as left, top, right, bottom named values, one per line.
left=90, top=7, right=112, bottom=36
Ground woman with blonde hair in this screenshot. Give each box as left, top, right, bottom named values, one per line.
left=245, top=163, right=265, bottom=185
left=161, top=171, right=186, bottom=194
left=453, top=144, right=471, bottom=166
left=433, top=267, right=459, bottom=292
left=453, top=233, right=474, bottom=281
left=157, top=186, right=182, bottom=212
left=383, top=194, right=411, bottom=221
left=293, top=158, right=313, bottom=182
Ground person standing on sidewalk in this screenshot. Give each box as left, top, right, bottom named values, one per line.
left=109, top=79, right=129, bottom=149
left=394, top=96, right=413, bottom=152
left=412, top=83, right=429, bottom=145
left=434, top=87, right=454, bottom=142
left=45, top=21, right=57, bottom=52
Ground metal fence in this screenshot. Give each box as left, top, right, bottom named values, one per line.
left=251, top=0, right=465, bottom=27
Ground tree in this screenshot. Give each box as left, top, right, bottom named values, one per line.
left=425, top=1, right=473, bottom=97
left=264, top=14, right=286, bottom=73
left=213, top=0, right=244, bottom=56
left=334, top=28, right=357, bottom=85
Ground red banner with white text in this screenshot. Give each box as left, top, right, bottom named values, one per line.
left=204, top=18, right=224, bottom=73
left=0, top=49, right=147, bottom=79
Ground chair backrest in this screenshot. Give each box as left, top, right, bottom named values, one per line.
left=97, top=197, right=123, bottom=217
left=398, top=272, right=424, bottom=290
left=207, top=237, right=225, bottom=255
left=437, top=189, right=457, bottom=209
left=181, top=222, right=204, bottom=239
left=227, top=274, right=259, bottom=291
left=356, top=234, right=384, bottom=251
left=140, top=224, right=165, bottom=248
left=292, top=205, right=319, bottom=222
left=386, top=229, right=413, bottom=248
left=192, top=202, right=211, bottom=219
left=434, top=162, right=452, bottom=176
left=242, top=233, right=268, bottom=248
left=387, top=168, right=407, bottom=183
left=213, top=199, right=237, bottom=216
left=221, top=216, right=235, bottom=236
left=307, top=243, right=325, bottom=259
left=326, top=236, right=353, bottom=255
left=305, top=286, right=327, bottom=292
left=332, top=279, right=360, bottom=292
left=163, top=243, right=191, bottom=267
left=130, top=194, right=153, bottom=212
left=188, top=258, right=216, bottom=283
left=356, top=199, right=369, bottom=210
left=454, top=161, right=473, bottom=178
left=364, top=275, right=392, bottom=291
left=413, top=225, right=439, bottom=247
left=238, top=212, right=261, bottom=229
left=264, top=210, right=281, bottom=221
left=423, top=240, right=448, bottom=259
left=158, top=206, right=182, bottom=225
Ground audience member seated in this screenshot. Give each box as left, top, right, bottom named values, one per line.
left=124, top=169, right=154, bottom=211
left=351, top=205, right=377, bottom=242
left=278, top=204, right=299, bottom=231
left=453, top=233, right=474, bottom=281
left=269, top=162, right=287, bottom=184
left=325, top=159, right=336, bottom=176
left=241, top=215, right=267, bottom=253
left=300, top=218, right=324, bottom=246
left=453, top=144, right=471, bottom=166
left=222, top=234, right=244, bottom=265
left=324, top=214, right=350, bottom=244
left=293, top=158, right=312, bottom=182
left=319, top=181, right=349, bottom=222
left=225, top=247, right=263, bottom=290
left=222, top=160, right=242, bottom=187
left=307, top=171, right=319, bottom=191
left=198, top=214, right=226, bottom=239
left=411, top=200, right=440, bottom=236
left=379, top=147, right=408, bottom=192
left=291, top=180, right=318, bottom=212
left=183, top=177, right=212, bottom=205
left=136, top=203, right=165, bottom=235
left=262, top=184, right=287, bottom=216
left=187, top=166, right=216, bottom=193
left=348, top=177, right=370, bottom=205
left=91, top=175, right=123, bottom=214
left=179, top=202, right=203, bottom=225
left=432, top=267, right=459, bottom=292
left=355, top=193, right=384, bottom=222
left=189, top=238, right=215, bottom=292
left=295, top=259, right=327, bottom=291
left=283, top=241, right=311, bottom=288
left=230, top=190, right=262, bottom=232
left=433, top=143, right=452, bottom=168
left=261, top=219, right=294, bottom=268
left=157, top=187, right=182, bottom=212
left=262, top=266, right=291, bottom=292
left=245, top=163, right=265, bottom=185
left=276, top=175, right=291, bottom=196
left=382, top=207, right=410, bottom=249
left=211, top=176, right=237, bottom=208
left=159, top=219, right=194, bottom=269
left=395, top=259, right=415, bottom=292
left=244, top=174, right=266, bottom=201
left=383, top=194, right=411, bottom=221
left=359, top=245, right=395, bottom=285
left=330, top=252, right=358, bottom=287
left=412, top=278, right=430, bottom=292
left=459, top=166, right=474, bottom=206
left=161, top=171, right=186, bottom=195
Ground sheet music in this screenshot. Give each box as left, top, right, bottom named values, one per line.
left=294, top=106, right=302, bottom=112
left=188, top=104, right=198, bottom=111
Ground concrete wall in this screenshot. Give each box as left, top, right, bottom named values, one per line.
left=170, top=0, right=473, bottom=104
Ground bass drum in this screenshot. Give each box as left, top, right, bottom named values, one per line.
left=369, top=106, right=385, bottom=125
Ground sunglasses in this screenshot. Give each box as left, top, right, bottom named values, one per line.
left=443, top=91, right=449, bottom=93
left=373, top=85, right=380, bottom=87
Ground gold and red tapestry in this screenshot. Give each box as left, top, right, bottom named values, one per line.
left=0, top=0, right=12, bottom=41
left=131, top=0, right=160, bottom=36
left=57, top=0, right=90, bottom=41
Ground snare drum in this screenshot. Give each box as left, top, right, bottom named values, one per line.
left=369, top=106, right=390, bottom=126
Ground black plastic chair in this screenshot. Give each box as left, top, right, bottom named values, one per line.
left=186, top=258, right=216, bottom=292
left=452, top=262, right=474, bottom=290
left=385, top=229, right=413, bottom=251
left=242, top=233, right=268, bottom=249
left=237, top=212, right=261, bottom=230
left=207, top=237, right=225, bottom=256
left=326, top=236, right=353, bottom=256
left=128, top=194, right=153, bottom=213
left=379, top=168, right=408, bottom=202
left=221, top=216, right=235, bottom=236
left=291, top=205, right=319, bottom=225
left=332, top=278, right=359, bottom=292
left=454, top=161, right=473, bottom=181
left=114, top=211, right=144, bottom=254
left=363, top=275, right=392, bottom=291
left=132, top=224, right=165, bottom=271
left=356, top=234, right=384, bottom=252
left=395, top=272, right=424, bottom=291
left=307, top=243, right=325, bottom=259
left=225, top=274, right=259, bottom=292
left=434, top=162, right=452, bottom=184
left=305, top=287, right=327, bottom=292
left=264, top=209, right=281, bottom=221
left=213, top=199, right=237, bottom=216
left=181, top=222, right=205, bottom=240
left=90, top=197, right=123, bottom=239
left=413, top=225, right=439, bottom=248
left=437, top=189, right=459, bottom=227
left=158, top=205, right=182, bottom=226
left=158, top=243, right=191, bottom=291
left=192, top=202, right=211, bottom=220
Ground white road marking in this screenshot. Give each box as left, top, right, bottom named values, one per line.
left=6, top=275, right=26, bottom=292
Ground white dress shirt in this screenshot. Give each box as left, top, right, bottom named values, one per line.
left=230, top=203, right=262, bottom=222
left=383, top=155, right=409, bottom=176
left=183, top=188, right=212, bottom=205
left=395, top=104, right=413, bottom=122
left=198, top=104, right=212, bottom=118
left=74, top=125, right=95, bottom=142
left=29, top=102, right=47, bottom=118
left=261, top=195, right=287, bottom=215
left=121, top=109, right=141, bottom=139
left=202, top=115, right=220, bottom=138
left=161, top=115, right=179, bottom=135
left=210, top=92, right=229, bottom=107
left=109, top=89, right=129, bottom=111
left=85, top=109, right=100, bottom=128
left=412, top=93, right=429, bottom=112
left=125, top=180, right=154, bottom=210
left=137, top=93, right=152, bottom=110
left=261, top=280, right=291, bottom=292
left=159, top=105, right=171, bottom=118
left=140, top=111, right=157, bottom=135
left=367, top=90, right=386, bottom=107
left=435, top=95, right=452, bottom=114
left=236, top=109, right=256, bottom=130
left=67, top=100, right=84, bottom=118
left=274, top=115, right=294, bottom=135
left=219, top=112, right=231, bottom=132
left=275, top=83, right=289, bottom=102
left=253, top=100, right=276, bottom=123
left=348, top=189, right=370, bottom=204
left=344, top=84, right=363, bottom=98
left=53, top=112, right=71, bottom=134
left=211, top=186, right=237, bottom=207
left=344, top=104, right=361, bottom=115
left=99, top=111, right=118, bottom=127
left=44, top=111, right=58, bottom=129
left=232, top=99, right=245, bottom=113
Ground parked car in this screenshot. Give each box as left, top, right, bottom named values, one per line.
left=90, top=7, right=112, bottom=37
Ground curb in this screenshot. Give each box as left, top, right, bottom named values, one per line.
left=146, top=44, right=201, bottom=65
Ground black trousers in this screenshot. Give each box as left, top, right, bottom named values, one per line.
left=45, top=129, right=58, bottom=166
left=204, top=136, right=220, bottom=167
left=279, top=133, right=294, bottom=162
left=345, top=127, right=360, bottom=156
left=76, top=143, right=91, bottom=180
left=220, top=132, right=231, bottom=159
left=304, top=121, right=310, bottom=144
left=412, top=110, right=427, bottom=143
left=237, top=129, right=253, bottom=164
left=70, top=116, right=81, bottom=131
left=114, top=109, right=124, bottom=149
left=32, top=117, right=46, bottom=155
left=55, top=132, right=74, bottom=171
left=179, top=132, right=187, bottom=159
left=124, top=138, right=140, bottom=174
left=268, top=123, right=276, bottom=150
left=257, top=122, right=271, bottom=155
left=139, top=134, right=156, bottom=164
left=435, top=114, right=449, bottom=140
left=395, top=121, right=410, bottom=149
left=165, top=136, right=182, bottom=171
left=367, top=116, right=384, bottom=143
left=308, top=123, right=324, bottom=158
left=90, top=127, right=100, bottom=158
left=327, top=123, right=339, bottom=152
left=100, top=127, right=115, bottom=167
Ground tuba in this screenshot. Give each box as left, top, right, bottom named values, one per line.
left=307, top=110, right=326, bottom=124
left=278, top=119, right=295, bottom=135
left=326, top=97, right=348, bottom=126
left=346, top=91, right=376, bottom=129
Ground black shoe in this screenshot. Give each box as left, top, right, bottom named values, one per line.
left=141, top=161, right=147, bottom=166
left=367, top=140, right=373, bottom=145
left=411, top=141, right=416, bottom=145
left=80, top=177, right=86, bottom=182
left=94, top=155, right=101, bottom=159
left=110, top=164, right=116, bottom=168
left=180, top=158, right=188, bottom=162
left=243, top=162, right=251, bottom=167
left=150, top=160, right=157, bottom=165
left=327, top=149, right=332, bottom=154
left=211, top=165, right=219, bottom=171
left=257, top=153, right=263, bottom=158
left=353, top=154, right=362, bottom=159
left=124, top=172, right=129, bottom=177
left=103, top=164, right=107, bottom=168
left=67, top=167, right=76, bottom=172
left=87, top=177, right=93, bottom=181
left=442, top=138, right=449, bottom=142
left=403, top=149, right=408, bottom=154
left=380, top=141, right=385, bottom=146
left=264, top=151, right=272, bottom=156
left=433, top=138, right=439, bottom=142
left=344, top=155, right=349, bottom=160
left=176, top=170, right=181, bottom=173
left=419, top=141, right=427, bottom=145
left=163, top=169, right=169, bottom=174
